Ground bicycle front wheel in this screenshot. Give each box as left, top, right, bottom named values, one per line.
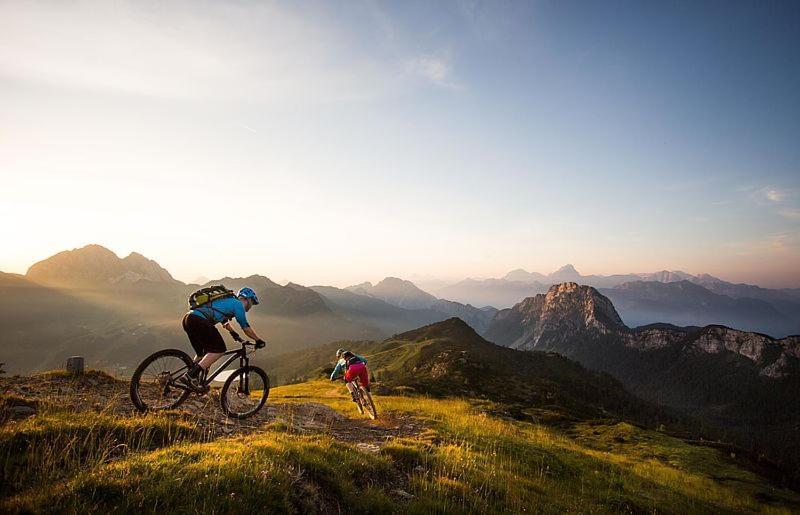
left=220, top=366, right=270, bottom=419
left=130, top=349, right=193, bottom=412
left=360, top=387, right=377, bottom=420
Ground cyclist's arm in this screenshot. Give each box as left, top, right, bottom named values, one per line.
left=221, top=322, right=235, bottom=332
left=232, top=302, right=253, bottom=332
left=230, top=303, right=262, bottom=341
left=330, top=360, right=344, bottom=380
left=242, top=326, right=262, bottom=341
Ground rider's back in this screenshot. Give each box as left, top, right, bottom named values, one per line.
left=189, top=296, right=249, bottom=327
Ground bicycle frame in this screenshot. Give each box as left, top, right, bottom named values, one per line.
left=167, top=344, right=251, bottom=388
left=200, top=345, right=250, bottom=385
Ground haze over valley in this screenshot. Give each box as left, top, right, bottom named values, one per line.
left=4, top=244, right=799, bottom=377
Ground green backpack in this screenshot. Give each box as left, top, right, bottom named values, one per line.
left=188, top=285, right=235, bottom=310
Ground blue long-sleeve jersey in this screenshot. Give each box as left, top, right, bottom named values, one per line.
left=330, top=354, right=367, bottom=380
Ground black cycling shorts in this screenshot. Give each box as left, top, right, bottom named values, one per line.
left=182, top=313, right=226, bottom=355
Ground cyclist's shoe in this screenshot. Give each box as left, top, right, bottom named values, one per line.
left=178, top=373, right=209, bottom=394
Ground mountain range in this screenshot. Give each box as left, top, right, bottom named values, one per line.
left=435, top=264, right=800, bottom=336
left=3, top=245, right=799, bottom=375
left=0, top=246, right=495, bottom=374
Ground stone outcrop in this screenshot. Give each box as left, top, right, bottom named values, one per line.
left=486, top=282, right=799, bottom=379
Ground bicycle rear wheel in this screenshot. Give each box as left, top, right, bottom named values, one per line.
left=350, top=381, right=364, bottom=415
left=360, top=387, right=377, bottom=420
left=220, top=366, right=270, bottom=419
left=130, top=349, right=193, bottom=412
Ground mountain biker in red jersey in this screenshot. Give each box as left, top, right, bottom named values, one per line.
left=330, top=349, right=369, bottom=402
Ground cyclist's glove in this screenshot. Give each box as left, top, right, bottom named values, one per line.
left=255, top=339, right=266, bottom=349
left=229, top=330, right=242, bottom=342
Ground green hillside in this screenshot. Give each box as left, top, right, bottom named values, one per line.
left=265, top=318, right=687, bottom=428
left=1, top=374, right=797, bottom=513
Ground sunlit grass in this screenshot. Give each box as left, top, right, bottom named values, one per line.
left=2, top=379, right=798, bottom=513
left=0, top=408, right=202, bottom=499
left=271, top=380, right=800, bottom=514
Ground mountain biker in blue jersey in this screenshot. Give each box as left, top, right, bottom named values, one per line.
left=179, top=287, right=266, bottom=392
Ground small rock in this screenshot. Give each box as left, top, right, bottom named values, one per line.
left=391, top=489, right=414, bottom=500
left=356, top=442, right=381, bottom=454
left=11, top=406, right=36, bottom=417
left=66, top=356, right=84, bottom=375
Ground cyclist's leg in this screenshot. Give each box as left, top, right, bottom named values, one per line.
left=183, top=314, right=205, bottom=359
left=181, top=315, right=225, bottom=385
left=194, top=327, right=226, bottom=376
left=343, top=371, right=358, bottom=401
left=355, top=364, right=370, bottom=391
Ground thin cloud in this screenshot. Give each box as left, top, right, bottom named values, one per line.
left=405, top=53, right=463, bottom=90
left=725, top=232, right=800, bottom=256
left=764, top=188, right=787, bottom=203
left=743, top=186, right=799, bottom=218
left=0, top=1, right=402, bottom=105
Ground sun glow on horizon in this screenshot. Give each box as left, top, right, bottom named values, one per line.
left=1, top=1, right=798, bottom=288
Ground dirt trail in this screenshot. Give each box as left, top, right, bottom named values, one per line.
left=0, top=372, right=426, bottom=449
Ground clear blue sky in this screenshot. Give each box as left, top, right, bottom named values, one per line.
left=1, top=0, right=798, bottom=287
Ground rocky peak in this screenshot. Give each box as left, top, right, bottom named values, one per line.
left=486, top=283, right=799, bottom=380
left=119, top=252, right=176, bottom=283
left=26, top=245, right=178, bottom=287
left=490, top=283, right=626, bottom=351
left=686, top=326, right=799, bottom=378
left=540, top=283, right=626, bottom=331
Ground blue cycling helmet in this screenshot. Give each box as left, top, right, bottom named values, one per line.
left=237, top=287, right=259, bottom=305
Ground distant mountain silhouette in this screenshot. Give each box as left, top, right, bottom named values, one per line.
left=438, top=264, right=800, bottom=335
left=337, top=278, right=496, bottom=332
left=200, top=276, right=332, bottom=317
left=26, top=244, right=179, bottom=287
left=3, top=246, right=491, bottom=374
left=601, top=280, right=796, bottom=336
left=346, top=277, right=438, bottom=310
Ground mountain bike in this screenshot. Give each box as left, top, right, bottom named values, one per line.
left=350, top=377, right=377, bottom=420
left=130, top=340, right=269, bottom=419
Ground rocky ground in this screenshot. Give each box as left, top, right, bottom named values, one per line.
left=0, top=371, right=426, bottom=451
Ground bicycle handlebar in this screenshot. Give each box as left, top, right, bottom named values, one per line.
left=242, top=340, right=266, bottom=349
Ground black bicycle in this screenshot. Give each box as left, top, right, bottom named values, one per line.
left=130, top=340, right=269, bottom=419
left=350, top=377, right=377, bottom=420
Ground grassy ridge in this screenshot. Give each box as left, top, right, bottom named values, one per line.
left=4, top=380, right=798, bottom=513
left=0, top=407, right=202, bottom=498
